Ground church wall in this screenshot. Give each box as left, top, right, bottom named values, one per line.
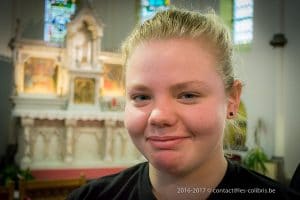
left=93, top=0, right=137, bottom=52
left=0, top=0, right=13, bottom=57
left=0, top=60, right=13, bottom=157
left=283, top=0, right=300, bottom=178
left=235, top=0, right=279, bottom=163
left=235, top=0, right=300, bottom=178
left=16, top=0, right=44, bottom=40
left=0, top=0, right=13, bottom=156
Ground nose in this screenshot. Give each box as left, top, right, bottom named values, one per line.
left=148, top=100, right=177, bottom=128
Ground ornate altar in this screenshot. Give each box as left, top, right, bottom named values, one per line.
left=12, top=6, right=142, bottom=172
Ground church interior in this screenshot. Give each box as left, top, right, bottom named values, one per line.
left=0, top=0, right=300, bottom=199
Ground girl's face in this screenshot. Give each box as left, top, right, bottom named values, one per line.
left=125, top=38, right=231, bottom=175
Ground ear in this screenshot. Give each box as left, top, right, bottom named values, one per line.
left=227, top=80, right=242, bottom=118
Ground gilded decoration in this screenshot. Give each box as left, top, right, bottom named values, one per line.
left=101, top=63, right=124, bottom=97
left=24, top=57, right=58, bottom=94
left=74, top=77, right=95, bottom=104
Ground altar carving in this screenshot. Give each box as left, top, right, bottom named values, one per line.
left=74, top=21, right=93, bottom=66
left=12, top=5, right=140, bottom=169
left=18, top=118, right=140, bottom=168
left=24, top=57, right=58, bottom=94
left=74, top=77, right=95, bottom=104
left=101, top=63, right=124, bottom=97
left=66, top=6, right=102, bottom=70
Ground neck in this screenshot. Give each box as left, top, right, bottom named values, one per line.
left=149, top=149, right=227, bottom=200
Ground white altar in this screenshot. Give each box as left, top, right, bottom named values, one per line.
left=12, top=6, right=142, bottom=169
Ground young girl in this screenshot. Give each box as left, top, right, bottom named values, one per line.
left=68, top=8, right=300, bottom=200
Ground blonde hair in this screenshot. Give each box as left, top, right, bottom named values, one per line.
left=121, top=8, right=235, bottom=92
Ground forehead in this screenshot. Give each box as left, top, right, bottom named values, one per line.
left=125, top=38, right=223, bottom=88
left=127, top=38, right=218, bottom=72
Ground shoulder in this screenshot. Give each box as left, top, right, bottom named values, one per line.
left=67, top=162, right=149, bottom=200
left=216, top=161, right=300, bottom=199
left=231, top=162, right=284, bottom=189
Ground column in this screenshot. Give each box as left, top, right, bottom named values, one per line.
left=274, top=47, right=285, bottom=157
left=64, top=119, right=77, bottom=163
left=104, top=119, right=116, bottom=161
left=21, top=118, right=34, bottom=167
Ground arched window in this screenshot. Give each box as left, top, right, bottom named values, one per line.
left=140, top=0, right=170, bottom=22
left=233, top=0, right=254, bottom=45
left=44, top=0, right=76, bottom=43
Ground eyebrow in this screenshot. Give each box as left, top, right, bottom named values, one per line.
left=170, top=81, right=210, bottom=91
left=125, top=84, right=151, bottom=95
left=126, top=81, right=209, bottom=92
left=126, top=84, right=149, bottom=90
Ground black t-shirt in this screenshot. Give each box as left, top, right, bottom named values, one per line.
left=68, top=161, right=300, bottom=200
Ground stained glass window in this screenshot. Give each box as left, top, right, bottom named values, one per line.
left=233, top=0, right=254, bottom=45
left=44, top=0, right=76, bottom=43
left=140, top=0, right=171, bottom=22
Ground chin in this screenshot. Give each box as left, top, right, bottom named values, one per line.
left=150, top=152, right=210, bottom=177
left=149, top=152, right=187, bottom=174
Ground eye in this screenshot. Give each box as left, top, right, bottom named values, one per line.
left=181, top=93, right=198, bottom=99
left=177, top=92, right=201, bottom=104
left=132, top=94, right=151, bottom=101
left=130, top=94, right=151, bottom=106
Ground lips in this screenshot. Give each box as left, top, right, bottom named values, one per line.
left=146, top=136, right=190, bottom=149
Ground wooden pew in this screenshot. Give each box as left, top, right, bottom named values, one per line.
left=0, top=181, right=14, bottom=200
left=19, top=176, right=86, bottom=200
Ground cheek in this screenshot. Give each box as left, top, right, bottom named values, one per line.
left=184, top=101, right=227, bottom=137
left=124, top=104, right=148, bottom=138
